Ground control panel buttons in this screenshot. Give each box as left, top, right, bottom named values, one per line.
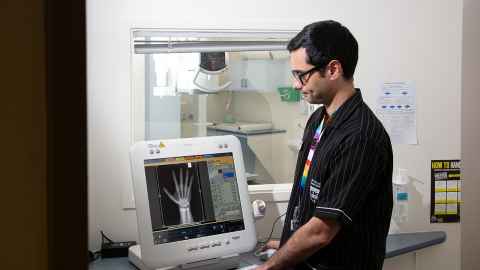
left=211, top=241, right=221, bottom=247
left=187, top=246, right=199, bottom=252
left=232, top=236, right=240, bottom=240
left=199, top=243, right=210, bottom=249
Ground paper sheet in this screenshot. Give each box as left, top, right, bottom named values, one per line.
left=376, top=82, right=417, bottom=145
left=431, top=160, right=461, bottom=223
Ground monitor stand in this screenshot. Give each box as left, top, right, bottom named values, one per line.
left=128, top=245, right=240, bottom=270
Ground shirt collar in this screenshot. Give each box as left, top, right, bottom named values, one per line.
left=323, top=88, right=363, bottom=129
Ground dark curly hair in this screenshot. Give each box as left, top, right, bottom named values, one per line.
left=287, top=20, right=358, bottom=80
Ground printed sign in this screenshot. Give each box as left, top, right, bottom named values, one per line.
left=430, top=160, right=461, bottom=223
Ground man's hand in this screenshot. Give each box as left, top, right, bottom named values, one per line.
left=254, top=217, right=341, bottom=270
left=254, top=264, right=274, bottom=270
left=162, top=168, right=194, bottom=224
left=261, top=240, right=280, bottom=251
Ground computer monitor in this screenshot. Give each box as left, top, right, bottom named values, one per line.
left=130, top=135, right=257, bottom=269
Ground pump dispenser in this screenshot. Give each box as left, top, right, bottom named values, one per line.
left=393, top=168, right=409, bottom=223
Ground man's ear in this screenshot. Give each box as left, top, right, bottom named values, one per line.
left=328, top=60, right=343, bottom=80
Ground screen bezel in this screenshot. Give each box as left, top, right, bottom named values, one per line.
left=130, top=135, right=257, bottom=268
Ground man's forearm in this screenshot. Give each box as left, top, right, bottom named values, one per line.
left=261, top=218, right=337, bottom=270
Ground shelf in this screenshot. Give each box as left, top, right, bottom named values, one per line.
left=207, top=126, right=286, bottom=136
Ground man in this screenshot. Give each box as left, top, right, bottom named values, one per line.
left=256, top=20, right=393, bottom=270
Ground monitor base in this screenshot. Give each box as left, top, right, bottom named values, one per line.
left=128, top=245, right=240, bottom=270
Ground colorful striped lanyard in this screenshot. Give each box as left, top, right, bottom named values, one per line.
left=300, top=116, right=326, bottom=190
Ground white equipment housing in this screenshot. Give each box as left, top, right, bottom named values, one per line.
left=129, top=135, right=257, bottom=269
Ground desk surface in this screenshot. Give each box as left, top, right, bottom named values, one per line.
left=89, top=231, right=446, bottom=270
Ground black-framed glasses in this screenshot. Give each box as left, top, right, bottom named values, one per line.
left=291, top=66, right=323, bottom=85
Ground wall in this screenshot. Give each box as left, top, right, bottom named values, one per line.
left=87, top=1, right=463, bottom=269
left=0, top=0, right=48, bottom=269
left=461, top=0, right=480, bottom=269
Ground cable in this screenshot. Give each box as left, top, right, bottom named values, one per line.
left=257, top=212, right=286, bottom=246
left=88, top=250, right=102, bottom=263
left=101, top=230, right=114, bottom=245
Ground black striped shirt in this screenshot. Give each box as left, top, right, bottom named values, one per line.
left=280, top=89, right=393, bottom=270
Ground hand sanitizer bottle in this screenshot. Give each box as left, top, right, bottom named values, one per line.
left=393, top=168, right=409, bottom=223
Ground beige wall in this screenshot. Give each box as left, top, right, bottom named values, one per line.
left=461, top=0, right=480, bottom=269
left=0, top=0, right=48, bottom=269
left=88, top=3, right=465, bottom=270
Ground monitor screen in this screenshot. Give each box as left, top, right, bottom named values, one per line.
left=130, top=136, right=257, bottom=268
left=144, top=152, right=245, bottom=245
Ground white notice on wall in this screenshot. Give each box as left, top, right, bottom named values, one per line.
left=376, top=82, right=417, bottom=145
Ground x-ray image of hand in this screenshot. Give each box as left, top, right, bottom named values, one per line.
left=162, top=168, right=194, bottom=224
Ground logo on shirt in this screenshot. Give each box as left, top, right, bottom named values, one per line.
left=310, top=179, right=321, bottom=203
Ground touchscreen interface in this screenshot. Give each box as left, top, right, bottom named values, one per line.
left=144, top=153, right=244, bottom=244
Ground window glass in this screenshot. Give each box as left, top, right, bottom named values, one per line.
left=132, top=32, right=315, bottom=185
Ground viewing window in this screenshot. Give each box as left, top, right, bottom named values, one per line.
left=131, top=30, right=317, bottom=185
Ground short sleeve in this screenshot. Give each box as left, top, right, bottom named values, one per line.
left=314, top=136, right=386, bottom=226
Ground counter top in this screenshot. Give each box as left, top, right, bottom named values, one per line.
left=384, top=231, right=446, bottom=258
left=207, top=126, right=286, bottom=136
left=89, top=231, right=446, bottom=270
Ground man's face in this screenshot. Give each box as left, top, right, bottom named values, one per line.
left=290, top=48, right=333, bottom=105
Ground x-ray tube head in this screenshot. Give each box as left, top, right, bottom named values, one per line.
left=193, top=52, right=232, bottom=93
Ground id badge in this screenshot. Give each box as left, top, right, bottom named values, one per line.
left=290, top=206, right=300, bottom=231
